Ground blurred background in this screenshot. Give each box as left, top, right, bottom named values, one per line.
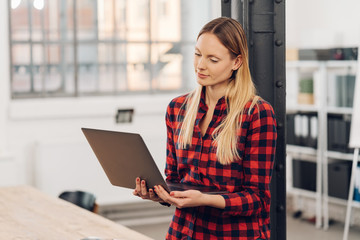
left=1, top=0, right=360, bottom=239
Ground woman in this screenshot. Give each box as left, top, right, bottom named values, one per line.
left=133, top=17, right=277, bottom=240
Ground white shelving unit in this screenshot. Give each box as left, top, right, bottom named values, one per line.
left=286, top=60, right=360, bottom=230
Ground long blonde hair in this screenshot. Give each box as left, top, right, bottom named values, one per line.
left=178, top=17, right=259, bottom=165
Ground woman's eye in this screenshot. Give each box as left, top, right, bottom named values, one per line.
left=210, top=58, right=218, bottom=63
left=195, top=52, right=201, bottom=56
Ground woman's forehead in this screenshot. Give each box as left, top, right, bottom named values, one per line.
left=195, top=33, right=230, bottom=56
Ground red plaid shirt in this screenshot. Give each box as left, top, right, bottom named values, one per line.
left=164, top=89, right=277, bottom=240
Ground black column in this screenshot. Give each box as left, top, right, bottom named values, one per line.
left=221, top=1, right=286, bottom=240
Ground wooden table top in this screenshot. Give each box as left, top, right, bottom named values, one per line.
left=0, top=185, right=153, bottom=240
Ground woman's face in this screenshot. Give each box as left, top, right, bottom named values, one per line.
left=194, top=33, right=241, bottom=90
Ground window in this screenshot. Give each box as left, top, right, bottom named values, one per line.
left=9, top=0, right=216, bottom=98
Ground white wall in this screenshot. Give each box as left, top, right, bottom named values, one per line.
left=6, top=95, right=175, bottom=204
left=287, top=0, right=360, bottom=48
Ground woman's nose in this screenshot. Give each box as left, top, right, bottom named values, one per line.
left=196, top=58, right=206, bottom=70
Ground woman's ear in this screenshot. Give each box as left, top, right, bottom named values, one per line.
left=232, top=55, right=243, bottom=70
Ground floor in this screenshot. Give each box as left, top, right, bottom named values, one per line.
left=128, top=213, right=360, bottom=240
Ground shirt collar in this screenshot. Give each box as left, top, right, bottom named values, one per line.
left=199, top=87, right=227, bottom=111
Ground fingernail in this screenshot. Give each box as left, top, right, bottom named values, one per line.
left=137, top=178, right=140, bottom=182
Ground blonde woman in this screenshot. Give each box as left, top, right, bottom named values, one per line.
left=133, top=17, right=277, bottom=240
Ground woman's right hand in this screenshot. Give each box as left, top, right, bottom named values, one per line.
left=132, top=177, right=163, bottom=203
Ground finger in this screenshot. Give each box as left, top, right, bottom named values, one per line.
left=133, top=189, right=139, bottom=196
left=140, top=180, right=148, bottom=197
left=149, top=188, right=159, bottom=201
left=154, top=185, right=172, bottom=203
left=169, top=191, right=186, bottom=198
left=135, top=178, right=141, bottom=194
left=148, top=188, right=154, bottom=198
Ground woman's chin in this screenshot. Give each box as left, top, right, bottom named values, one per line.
left=197, top=79, right=208, bottom=86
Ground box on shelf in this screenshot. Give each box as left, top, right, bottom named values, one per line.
left=328, top=74, right=356, bottom=108
left=328, top=161, right=352, bottom=200
left=298, top=77, right=314, bottom=105
left=286, top=48, right=299, bottom=61
left=287, top=114, right=296, bottom=145
left=298, top=47, right=358, bottom=61
left=327, top=113, right=352, bottom=153
left=335, top=75, right=355, bottom=108
left=286, top=112, right=318, bottom=148
left=292, top=159, right=317, bottom=192
left=298, top=49, right=331, bottom=61
left=329, top=48, right=358, bottom=61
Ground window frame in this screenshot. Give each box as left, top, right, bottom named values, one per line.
left=8, top=0, right=193, bottom=99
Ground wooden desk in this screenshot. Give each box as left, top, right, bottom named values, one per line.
left=0, top=185, right=153, bottom=240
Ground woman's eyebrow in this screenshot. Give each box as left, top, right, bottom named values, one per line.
left=194, top=47, right=220, bottom=59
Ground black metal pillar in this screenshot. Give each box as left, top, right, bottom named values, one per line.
left=221, top=1, right=286, bottom=240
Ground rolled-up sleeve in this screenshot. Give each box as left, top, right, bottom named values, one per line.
left=221, top=101, right=277, bottom=217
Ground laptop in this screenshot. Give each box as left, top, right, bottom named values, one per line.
left=81, top=128, right=225, bottom=193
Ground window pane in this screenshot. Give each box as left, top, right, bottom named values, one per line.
left=98, top=0, right=115, bottom=40
left=31, top=44, right=63, bottom=94
left=126, top=0, right=149, bottom=41
left=65, top=0, right=75, bottom=40
left=115, top=0, right=126, bottom=40
left=32, top=44, right=44, bottom=92
left=12, top=44, right=31, bottom=93
left=151, top=0, right=180, bottom=41
left=127, top=44, right=150, bottom=91
left=116, top=44, right=127, bottom=91
left=181, top=43, right=197, bottom=89
left=11, top=0, right=30, bottom=41
left=44, top=0, right=61, bottom=41
left=151, top=43, right=182, bottom=90
left=77, top=0, right=97, bottom=40
left=45, top=45, right=63, bottom=93
left=64, top=44, right=75, bottom=95
left=31, top=2, right=44, bottom=41
left=98, top=44, right=115, bottom=92
left=78, top=44, right=98, bottom=93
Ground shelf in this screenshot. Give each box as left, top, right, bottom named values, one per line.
left=287, top=105, right=320, bottom=113
left=289, top=187, right=317, bottom=199
left=286, top=58, right=358, bottom=230
left=326, top=106, right=353, bottom=115
left=287, top=145, right=318, bottom=156
left=286, top=61, right=321, bottom=68
left=326, top=196, right=360, bottom=209
left=325, top=60, right=357, bottom=69
left=287, top=60, right=357, bottom=70
left=325, top=151, right=359, bottom=161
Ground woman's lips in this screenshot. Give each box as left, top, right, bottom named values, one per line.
left=197, top=73, right=208, bottom=79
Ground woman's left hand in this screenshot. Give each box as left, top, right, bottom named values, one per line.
left=154, top=185, right=207, bottom=209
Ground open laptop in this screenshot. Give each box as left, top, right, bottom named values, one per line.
left=81, top=128, right=225, bottom=193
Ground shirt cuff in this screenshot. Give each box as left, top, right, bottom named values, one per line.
left=159, top=202, right=171, bottom=207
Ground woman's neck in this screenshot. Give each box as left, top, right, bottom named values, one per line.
left=205, top=85, right=226, bottom=107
